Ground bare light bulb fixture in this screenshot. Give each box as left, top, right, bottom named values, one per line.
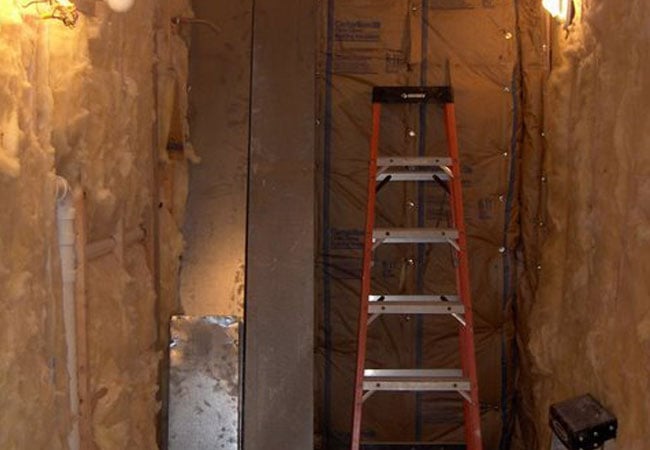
left=542, top=0, right=567, bottom=18
left=104, top=0, right=134, bottom=13
left=543, top=0, right=575, bottom=26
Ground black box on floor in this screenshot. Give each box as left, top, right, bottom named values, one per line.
left=549, top=394, right=617, bottom=449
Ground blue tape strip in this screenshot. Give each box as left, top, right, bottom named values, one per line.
left=322, top=0, right=335, bottom=446
left=499, top=57, right=521, bottom=450
left=499, top=0, right=525, bottom=445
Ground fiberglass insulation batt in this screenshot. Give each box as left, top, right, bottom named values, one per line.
left=0, top=0, right=191, bottom=448
left=520, top=1, right=650, bottom=449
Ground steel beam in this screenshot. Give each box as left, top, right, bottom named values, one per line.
left=243, top=0, right=315, bottom=448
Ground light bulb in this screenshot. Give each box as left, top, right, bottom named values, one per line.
left=542, top=0, right=568, bottom=19
left=104, top=0, right=134, bottom=12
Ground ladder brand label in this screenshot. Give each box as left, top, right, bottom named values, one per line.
left=401, top=92, right=426, bottom=99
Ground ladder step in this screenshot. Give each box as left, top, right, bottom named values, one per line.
left=368, top=300, right=464, bottom=315
left=361, top=444, right=466, bottom=450
left=369, top=295, right=458, bottom=302
left=368, top=301, right=464, bottom=315
left=377, top=170, right=449, bottom=182
left=373, top=228, right=457, bottom=244
left=363, top=369, right=469, bottom=392
left=378, top=156, right=452, bottom=168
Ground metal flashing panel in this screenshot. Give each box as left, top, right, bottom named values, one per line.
left=168, top=316, right=241, bottom=450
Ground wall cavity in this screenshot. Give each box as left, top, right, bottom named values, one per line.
left=522, top=1, right=650, bottom=448
left=180, top=0, right=252, bottom=317
left=0, top=0, right=191, bottom=448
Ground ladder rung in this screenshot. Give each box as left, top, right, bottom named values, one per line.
left=368, top=302, right=464, bottom=315
left=361, top=444, right=466, bottom=450
left=369, top=295, right=459, bottom=302
left=363, top=369, right=469, bottom=392
left=365, top=369, right=463, bottom=377
left=377, top=170, right=449, bottom=182
left=373, top=228, right=457, bottom=244
left=368, top=301, right=464, bottom=315
left=378, top=156, right=452, bottom=168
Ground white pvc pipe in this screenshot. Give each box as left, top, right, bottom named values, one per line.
left=56, top=176, right=80, bottom=450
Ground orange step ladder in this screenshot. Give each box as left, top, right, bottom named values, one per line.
left=350, top=86, right=483, bottom=450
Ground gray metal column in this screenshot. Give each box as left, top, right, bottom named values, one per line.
left=244, top=0, right=315, bottom=447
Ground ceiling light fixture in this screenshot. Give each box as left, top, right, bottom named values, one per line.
left=543, top=0, right=575, bottom=27
left=103, top=0, right=134, bottom=13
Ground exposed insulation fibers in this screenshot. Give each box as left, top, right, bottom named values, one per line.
left=525, top=1, right=650, bottom=448
left=510, top=0, right=547, bottom=447
left=0, top=21, right=69, bottom=450
left=156, top=17, right=192, bottom=327
left=87, top=247, right=159, bottom=449
left=0, top=110, right=21, bottom=177
left=1, top=0, right=192, bottom=447
left=49, top=5, right=162, bottom=448
left=0, top=0, right=22, bottom=24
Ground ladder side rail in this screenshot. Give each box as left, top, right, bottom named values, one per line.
left=351, top=102, right=382, bottom=450
left=443, top=102, right=483, bottom=450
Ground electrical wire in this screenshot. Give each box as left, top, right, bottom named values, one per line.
left=171, top=17, right=220, bottom=36
left=21, top=0, right=78, bottom=27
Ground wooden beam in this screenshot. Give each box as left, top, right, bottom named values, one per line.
left=73, top=188, right=92, bottom=449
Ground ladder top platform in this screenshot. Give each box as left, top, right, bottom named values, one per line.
left=372, top=86, right=453, bottom=104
